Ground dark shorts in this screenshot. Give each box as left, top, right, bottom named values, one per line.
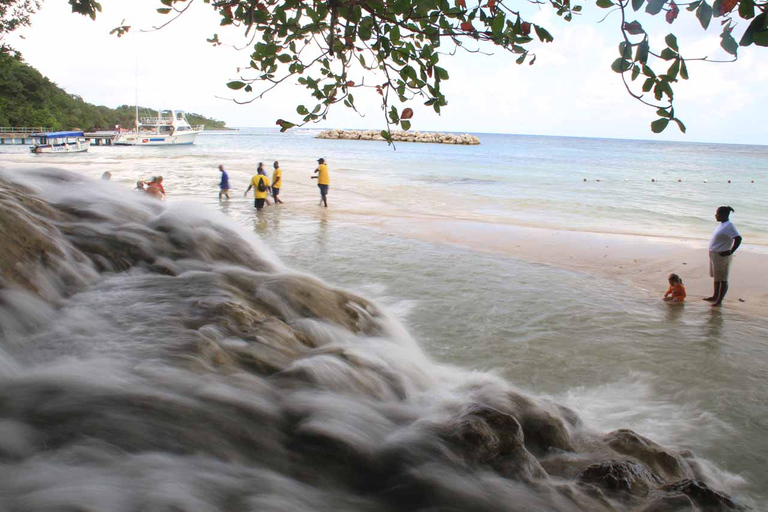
left=254, top=198, right=266, bottom=209
left=272, top=187, right=280, bottom=196
left=318, top=184, right=329, bottom=196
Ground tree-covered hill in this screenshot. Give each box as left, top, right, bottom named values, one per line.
left=0, top=52, right=229, bottom=131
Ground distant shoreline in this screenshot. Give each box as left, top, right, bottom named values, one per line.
left=316, top=129, right=481, bottom=145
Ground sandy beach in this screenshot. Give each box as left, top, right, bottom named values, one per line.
left=355, top=214, right=768, bottom=319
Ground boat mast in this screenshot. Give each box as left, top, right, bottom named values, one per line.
left=134, top=55, right=139, bottom=130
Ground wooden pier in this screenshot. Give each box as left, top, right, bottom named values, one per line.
left=0, top=127, right=50, bottom=145
left=0, top=127, right=118, bottom=146
left=84, top=131, right=118, bottom=146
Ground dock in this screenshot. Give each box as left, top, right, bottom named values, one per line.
left=84, top=131, right=118, bottom=146
left=0, top=127, right=118, bottom=146
left=0, top=127, right=50, bottom=145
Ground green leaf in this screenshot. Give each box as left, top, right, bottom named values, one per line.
left=680, top=59, right=689, bottom=79
left=227, top=81, right=246, bottom=90
left=632, top=0, right=645, bottom=11
left=673, top=118, right=686, bottom=133
left=636, top=40, right=649, bottom=63
left=665, top=34, right=678, bottom=52
left=642, top=77, right=655, bottom=92
left=740, top=12, right=767, bottom=45
left=651, top=118, right=670, bottom=133
left=380, top=130, right=392, bottom=142
left=720, top=30, right=739, bottom=55
left=686, top=0, right=701, bottom=11
left=597, top=0, right=614, bottom=8
left=656, top=108, right=671, bottom=117
left=435, top=66, right=449, bottom=80
left=297, top=105, right=309, bottom=115
left=631, top=65, right=641, bottom=81
left=534, top=25, right=554, bottom=42
left=696, top=2, right=713, bottom=29
left=660, top=48, right=677, bottom=60
left=401, top=120, right=411, bottom=130
left=157, top=8, right=171, bottom=14
left=277, top=54, right=292, bottom=63
left=752, top=30, right=768, bottom=46
left=645, top=0, right=666, bottom=15
left=611, top=58, right=632, bottom=73
left=739, top=0, right=755, bottom=19
left=516, top=54, right=526, bottom=64
left=667, top=58, right=680, bottom=80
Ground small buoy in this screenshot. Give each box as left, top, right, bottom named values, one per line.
left=596, top=179, right=600, bottom=182
left=751, top=180, right=755, bottom=183
left=727, top=180, right=731, bottom=183
left=703, top=179, right=708, bottom=183
left=651, top=178, right=655, bottom=182
left=583, top=178, right=587, bottom=182
left=678, top=179, right=682, bottom=182
left=625, top=178, right=629, bottom=182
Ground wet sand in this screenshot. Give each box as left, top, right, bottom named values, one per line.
left=356, top=215, right=768, bottom=318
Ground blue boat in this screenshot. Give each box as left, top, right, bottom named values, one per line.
left=30, top=131, right=90, bottom=153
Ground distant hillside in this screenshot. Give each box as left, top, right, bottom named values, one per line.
left=0, top=52, right=229, bottom=131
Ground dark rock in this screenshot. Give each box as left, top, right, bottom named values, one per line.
left=443, top=405, right=548, bottom=481
left=606, top=429, right=694, bottom=482
left=638, top=494, right=699, bottom=511
left=506, top=392, right=576, bottom=454
left=661, top=480, right=745, bottom=511
left=578, top=460, right=663, bottom=497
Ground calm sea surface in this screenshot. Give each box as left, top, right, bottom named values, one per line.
left=2, top=129, right=767, bottom=506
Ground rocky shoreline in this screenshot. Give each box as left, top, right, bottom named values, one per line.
left=316, top=129, right=481, bottom=145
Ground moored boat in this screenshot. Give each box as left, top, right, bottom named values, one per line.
left=30, top=131, right=90, bottom=153
left=114, top=110, right=204, bottom=146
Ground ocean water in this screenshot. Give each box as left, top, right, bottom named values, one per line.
left=1, top=130, right=767, bottom=509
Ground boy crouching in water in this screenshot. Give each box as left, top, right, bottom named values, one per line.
left=663, top=274, right=686, bottom=302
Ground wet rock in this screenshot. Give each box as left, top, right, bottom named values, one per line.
left=506, top=392, right=575, bottom=454
left=661, top=480, right=745, bottom=511
left=443, top=405, right=548, bottom=481
left=637, top=494, right=700, bottom=511
left=316, top=129, right=481, bottom=145
left=606, top=429, right=694, bottom=482
left=578, top=460, right=663, bottom=497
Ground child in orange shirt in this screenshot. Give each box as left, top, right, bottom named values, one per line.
left=663, top=274, right=686, bottom=302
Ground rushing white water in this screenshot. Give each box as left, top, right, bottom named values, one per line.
left=1, top=130, right=767, bottom=511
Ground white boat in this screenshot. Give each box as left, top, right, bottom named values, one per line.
left=30, top=131, right=90, bottom=153
left=114, top=110, right=204, bottom=146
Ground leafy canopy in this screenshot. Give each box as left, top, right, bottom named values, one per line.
left=5, top=0, right=768, bottom=135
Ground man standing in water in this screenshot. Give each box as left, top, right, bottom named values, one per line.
left=245, top=166, right=271, bottom=210
left=705, top=206, right=742, bottom=307
left=311, top=157, right=329, bottom=207
left=271, top=161, right=284, bottom=204
left=218, top=165, right=230, bottom=201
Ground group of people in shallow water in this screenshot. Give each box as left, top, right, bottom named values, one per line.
left=218, top=157, right=330, bottom=210
left=662, top=205, right=742, bottom=308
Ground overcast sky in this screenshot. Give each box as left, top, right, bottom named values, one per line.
left=7, top=0, right=767, bottom=144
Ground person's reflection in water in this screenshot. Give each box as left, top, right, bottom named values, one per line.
left=705, top=308, right=724, bottom=341
left=251, top=208, right=270, bottom=236
left=664, top=302, right=685, bottom=323
left=316, top=211, right=329, bottom=252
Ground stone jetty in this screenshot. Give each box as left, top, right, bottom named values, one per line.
left=316, top=129, right=480, bottom=145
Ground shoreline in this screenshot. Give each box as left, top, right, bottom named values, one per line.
left=344, top=212, right=768, bottom=318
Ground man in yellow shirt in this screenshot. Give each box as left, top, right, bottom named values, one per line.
left=311, top=157, right=330, bottom=207
left=244, top=166, right=271, bottom=210
left=271, top=161, right=284, bottom=204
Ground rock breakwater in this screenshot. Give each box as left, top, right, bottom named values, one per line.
left=317, top=129, right=480, bottom=145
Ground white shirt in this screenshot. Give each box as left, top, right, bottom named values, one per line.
left=709, top=220, right=740, bottom=252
